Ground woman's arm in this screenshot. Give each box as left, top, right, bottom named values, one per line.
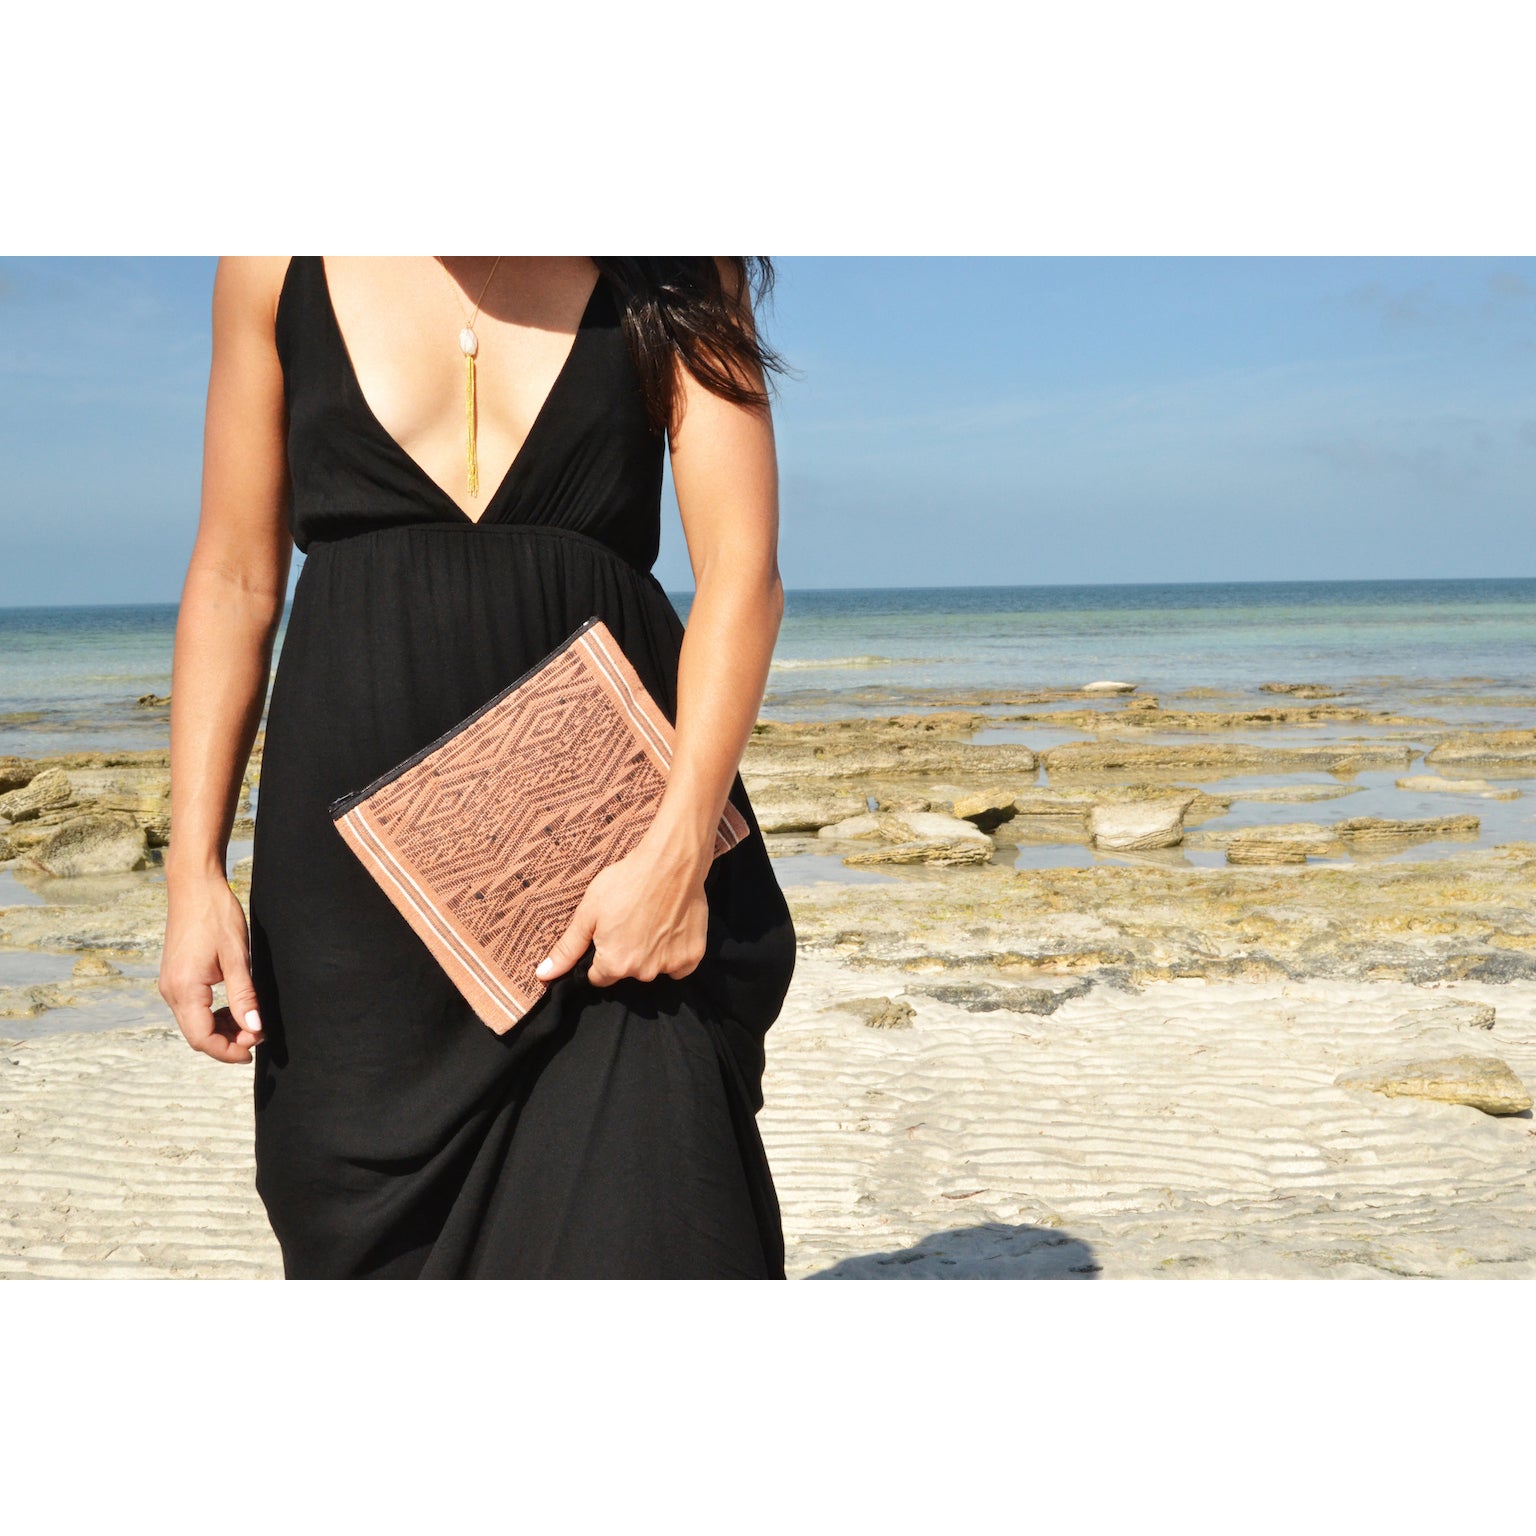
left=159, top=256, right=293, bottom=1062
left=537, top=260, right=784, bottom=988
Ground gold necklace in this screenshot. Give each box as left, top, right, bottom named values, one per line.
left=436, top=256, right=504, bottom=499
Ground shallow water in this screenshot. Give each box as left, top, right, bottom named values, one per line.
left=3, top=580, right=1531, bottom=879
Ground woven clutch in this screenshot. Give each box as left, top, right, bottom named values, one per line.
left=325, top=615, right=752, bottom=1034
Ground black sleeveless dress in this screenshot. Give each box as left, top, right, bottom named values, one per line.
left=248, top=257, right=797, bottom=1279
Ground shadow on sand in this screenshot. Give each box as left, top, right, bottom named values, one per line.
left=807, top=1221, right=1102, bottom=1278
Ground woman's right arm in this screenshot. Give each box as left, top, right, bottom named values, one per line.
left=159, top=256, right=293, bottom=1065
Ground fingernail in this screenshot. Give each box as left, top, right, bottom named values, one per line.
left=535, top=958, right=552, bottom=978
left=245, top=1009, right=263, bottom=1033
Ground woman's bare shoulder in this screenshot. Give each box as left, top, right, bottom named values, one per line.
left=212, top=257, right=294, bottom=332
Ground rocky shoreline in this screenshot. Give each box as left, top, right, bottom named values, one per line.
left=2, top=683, right=1534, bottom=1005
left=3, top=679, right=1534, bottom=1278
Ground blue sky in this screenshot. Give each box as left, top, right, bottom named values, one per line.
left=1, top=256, right=1532, bottom=606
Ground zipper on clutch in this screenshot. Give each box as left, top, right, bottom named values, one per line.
left=325, top=614, right=604, bottom=819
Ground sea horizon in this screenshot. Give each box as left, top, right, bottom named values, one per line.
left=3, top=575, right=1533, bottom=756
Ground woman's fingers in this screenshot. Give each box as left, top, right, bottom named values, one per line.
left=535, top=900, right=597, bottom=984
left=218, top=946, right=263, bottom=1048
left=158, top=875, right=261, bottom=1063
left=161, top=977, right=255, bottom=1064
left=533, top=857, right=710, bottom=991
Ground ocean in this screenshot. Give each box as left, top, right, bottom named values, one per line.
left=3, top=578, right=1533, bottom=870
left=4, top=577, right=1532, bottom=754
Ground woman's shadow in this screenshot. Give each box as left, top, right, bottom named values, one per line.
left=808, top=1221, right=1101, bottom=1279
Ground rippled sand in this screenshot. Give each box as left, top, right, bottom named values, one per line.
left=3, top=956, right=1532, bottom=1279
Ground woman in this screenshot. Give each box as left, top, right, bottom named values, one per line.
left=158, top=256, right=797, bottom=1279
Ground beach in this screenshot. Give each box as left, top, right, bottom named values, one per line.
left=3, top=581, right=1535, bottom=1278
left=3, top=955, right=1533, bottom=1280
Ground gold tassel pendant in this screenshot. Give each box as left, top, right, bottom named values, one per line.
left=460, top=326, right=480, bottom=499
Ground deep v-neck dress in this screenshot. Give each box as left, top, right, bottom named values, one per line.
left=248, top=257, right=796, bottom=1278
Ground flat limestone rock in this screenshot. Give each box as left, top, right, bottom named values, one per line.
left=1335, top=1054, right=1533, bottom=1116
left=820, top=809, right=992, bottom=848
left=1228, top=783, right=1362, bottom=804
left=886, top=810, right=993, bottom=844
left=818, top=812, right=891, bottom=841
left=1395, top=774, right=1521, bottom=800
left=0, top=767, right=72, bottom=823
left=840, top=995, right=916, bottom=1029
left=27, top=813, right=148, bottom=877
left=750, top=788, right=868, bottom=833
left=1335, top=813, right=1480, bottom=848
left=1088, top=793, right=1198, bottom=850
left=1042, top=740, right=1416, bottom=778
left=843, top=837, right=994, bottom=868
left=1424, top=731, right=1536, bottom=768
left=0, top=756, right=41, bottom=794
left=1225, top=838, right=1316, bottom=865
left=1260, top=682, right=1342, bottom=698
left=951, top=787, right=1020, bottom=830
left=911, top=977, right=1091, bottom=1015
left=1393, top=1002, right=1496, bottom=1032
left=1081, top=680, right=1138, bottom=695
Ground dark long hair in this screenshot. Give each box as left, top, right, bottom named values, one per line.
left=591, top=258, right=789, bottom=437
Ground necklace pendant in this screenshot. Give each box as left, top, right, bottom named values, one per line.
left=459, top=326, right=478, bottom=358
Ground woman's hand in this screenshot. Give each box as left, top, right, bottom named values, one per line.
left=159, top=873, right=264, bottom=1063
left=536, top=831, right=712, bottom=989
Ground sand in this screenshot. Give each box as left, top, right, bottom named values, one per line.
left=3, top=954, right=1533, bottom=1279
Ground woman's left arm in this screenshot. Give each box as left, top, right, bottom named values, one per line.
left=537, top=260, right=783, bottom=988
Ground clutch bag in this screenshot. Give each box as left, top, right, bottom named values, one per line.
left=325, top=615, right=752, bottom=1035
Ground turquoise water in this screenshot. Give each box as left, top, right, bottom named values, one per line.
left=3, top=578, right=1533, bottom=755
left=2, top=579, right=1533, bottom=874
left=731, top=578, right=1536, bottom=724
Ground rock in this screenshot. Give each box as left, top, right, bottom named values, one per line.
left=843, top=838, right=994, bottom=868
left=872, top=798, right=927, bottom=823
left=743, top=716, right=1038, bottom=782
left=818, top=812, right=891, bottom=841
left=750, top=788, right=868, bottom=833
left=1225, top=838, right=1315, bottom=865
left=1393, top=1001, right=1496, bottom=1032
left=912, top=978, right=1089, bottom=1015
left=952, top=787, right=1020, bottom=831
left=1088, top=793, right=1198, bottom=851
left=1042, top=740, right=1415, bottom=779
left=871, top=795, right=933, bottom=813
left=1022, top=701, right=1427, bottom=733
left=1081, top=680, right=1137, bottom=695
left=884, top=810, right=993, bottom=845
left=0, top=832, right=16, bottom=861
left=1424, top=731, right=1536, bottom=769
left=1395, top=774, right=1521, bottom=800
left=135, top=692, right=171, bottom=707
left=1259, top=682, right=1341, bottom=698
left=1225, top=783, right=1361, bottom=804
left=27, top=813, right=148, bottom=877
left=820, top=809, right=992, bottom=849
left=0, top=756, right=40, bottom=794
left=1188, top=822, right=1343, bottom=859
left=1009, top=785, right=1229, bottom=822
left=0, top=985, right=55, bottom=1019
left=1334, top=814, right=1479, bottom=849
left=841, top=995, right=916, bottom=1030
left=1335, top=1054, right=1532, bottom=1116
left=73, top=954, right=123, bottom=978
left=0, top=767, right=72, bottom=823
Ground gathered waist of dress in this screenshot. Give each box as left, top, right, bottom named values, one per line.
left=300, top=518, right=657, bottom=574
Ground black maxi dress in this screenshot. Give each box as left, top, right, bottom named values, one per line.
left=248, top=257, right=797, bottom=1279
